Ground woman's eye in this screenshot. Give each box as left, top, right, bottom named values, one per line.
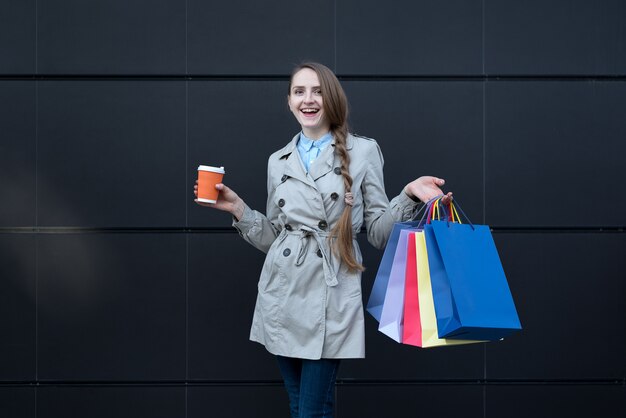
left=294, top=89, right=304, bottom=95
left=314, top=89, right=322, bottom=95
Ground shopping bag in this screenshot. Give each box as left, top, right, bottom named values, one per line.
left=367, top=207, right=426, bottom=322
left=401, top=231, right=422, bottom=345
left=378, top=228, right=417, bottom=342
left=425, top=200, right=522, bottom=340
left=414, top=230, right=483, bottom=348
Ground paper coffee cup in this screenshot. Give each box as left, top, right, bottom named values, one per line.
left=197, top=165, right=225, bottom=203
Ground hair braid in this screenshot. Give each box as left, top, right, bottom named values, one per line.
left=331, top=128, right=364, bottom=272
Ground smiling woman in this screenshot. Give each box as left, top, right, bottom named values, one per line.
left=193, top=62, right=452, bottom=418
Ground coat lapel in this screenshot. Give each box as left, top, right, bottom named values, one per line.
left=309, top=144, right=335, bottom=181
left=309, top=133, right=354, bottom=181
left=279, top=134, right=317, bottom=190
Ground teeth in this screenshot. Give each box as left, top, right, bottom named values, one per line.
left=302, top=109, right=318, bottom=113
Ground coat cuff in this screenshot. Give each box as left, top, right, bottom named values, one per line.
left=392, top=189, right=422, bottom=220
left=232, top=203, right=256, bottom=234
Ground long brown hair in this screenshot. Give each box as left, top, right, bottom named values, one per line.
left=288, top=62, right=364, bottom=272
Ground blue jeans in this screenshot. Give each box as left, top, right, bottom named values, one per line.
left=276, top=356, right=341, bottom=418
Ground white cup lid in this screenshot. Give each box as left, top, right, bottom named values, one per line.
left=198, top=165, right=225, bottom=174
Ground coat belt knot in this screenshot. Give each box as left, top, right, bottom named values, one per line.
left=294, top=225, right=338, bottom=287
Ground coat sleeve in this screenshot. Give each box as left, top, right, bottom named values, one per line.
left=232, top=157, right=281, bottom=254
left=361, top=141, right=421, bottom=250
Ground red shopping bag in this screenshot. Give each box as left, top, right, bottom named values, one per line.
left=402, top=231, right=422, bottom=346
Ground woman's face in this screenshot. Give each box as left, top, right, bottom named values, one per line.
left=288, top=68, right=330, bottom=139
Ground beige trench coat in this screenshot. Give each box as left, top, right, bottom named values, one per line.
left=233, top=133, right=419, bottom=359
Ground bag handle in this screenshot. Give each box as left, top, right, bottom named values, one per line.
left=443, top=198, right=475, bottom=230
left=416, top=195, right=471, bottom=228
left=429, top=197, right=450, bottom=224
left=424, top=196, right=474, bottom=230
left=443, top=200, right=461, bottom=224
left=414, top=195, right=444, bottom=226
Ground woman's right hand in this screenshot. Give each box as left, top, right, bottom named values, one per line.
left=194, top=181, right=245, bottom=221
left=404, top=176, right=452, bottom=205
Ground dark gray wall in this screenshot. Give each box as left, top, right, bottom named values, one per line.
left=1, top=1, right=625, bottom=417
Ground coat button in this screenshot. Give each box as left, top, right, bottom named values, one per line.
left=281, top=174, right=289, bottom=182
left=330, top=192, right=339, bottom=200
left=318, top=220, right=328, bottom=230
left=278, top=199, right=285, bottom=207
left=334, top=167, right=342, bottom=175
left=284, top=223, right=293, bottom=231
left=283, top=248, right=291, bottom=257
left=317, top=249, right=323, bottom=258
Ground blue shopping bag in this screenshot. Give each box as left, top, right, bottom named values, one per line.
left=425, top=201, right=522, bottom=341
left=367, top=205, right=428, bottom=322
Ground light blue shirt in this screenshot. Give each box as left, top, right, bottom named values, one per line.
left=297, top=131, right=333, bottom=172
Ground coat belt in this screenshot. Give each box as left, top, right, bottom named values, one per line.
left=286, top=225, right=339, bottom=287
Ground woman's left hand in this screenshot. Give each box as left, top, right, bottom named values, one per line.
left=404, top=176, right=453, bottom=204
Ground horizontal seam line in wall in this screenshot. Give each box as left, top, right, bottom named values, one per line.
left=0, top=227, right=238, bottom=234
left=2, top=75, right=626, bottom=82
left=0, top=227, right=624, bottom=234
left=1, top=378, right=624, bottom=387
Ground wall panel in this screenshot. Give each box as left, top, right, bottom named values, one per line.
left=37, top=0, right=185, bottom=74
left=0, top=81, right=36, bottom=227
left=485, top=0, right=626, bottom=75
left=0, top=0, right=35, bottom=74
left=486, top=385, right=626, bottom=418
left=0, top=234, right=36, bottom=381
left=37, top=386, right=185, bottom=418
left=37, top=81, right=186, bottom=228
left=0, top=387, right=35, bottom=418
left=337, top=385, right=484, bottom=418
left=37, top=233, right=186, bottom=381
left=337, top=0, right=482, bottom=75
left=486, top=81, right=626, bottom=227
left=188, top=0, right=334, bottom=75
left=188, top=386, right=287, bottom=418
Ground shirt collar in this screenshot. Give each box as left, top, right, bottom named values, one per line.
left=298, top=131, right=333, bottom=151
left=278, top=132, right=354, bottom=160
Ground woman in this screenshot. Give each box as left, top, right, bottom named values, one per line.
left=195, top=62, right=451, bottom=418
